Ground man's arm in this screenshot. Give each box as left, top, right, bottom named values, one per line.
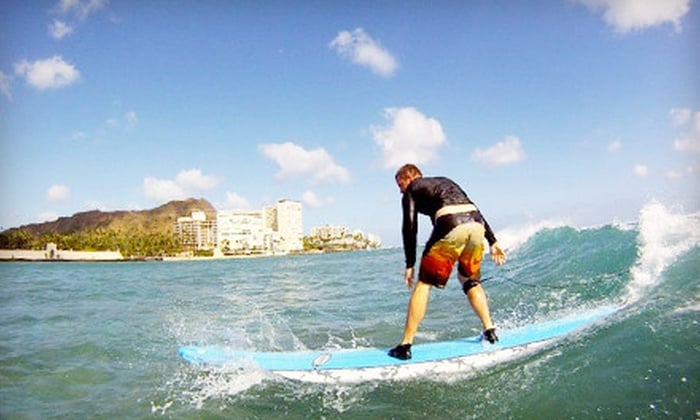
left=401, top=193, right=418, bottom=269
left=480, top=211, right=507, bottom=266
left=404, top=267, right=415, bottom=289
left=490, top=243, right=507, bottom=265
left=481, top=213, right=498, bottom=246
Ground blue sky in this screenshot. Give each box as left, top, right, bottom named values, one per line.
left=1, top=0, right=698, bottom=247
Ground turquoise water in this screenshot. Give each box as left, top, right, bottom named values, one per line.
left=1, top=202, right=698, bottom=418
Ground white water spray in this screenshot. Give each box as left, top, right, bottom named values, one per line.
left=626, top=200, right=700, bottom=303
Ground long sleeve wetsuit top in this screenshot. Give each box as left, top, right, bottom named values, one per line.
left=401, top=176, right=498, bottom=269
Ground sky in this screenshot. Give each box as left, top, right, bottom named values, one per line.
left=1, top=0, right=698, bottom=247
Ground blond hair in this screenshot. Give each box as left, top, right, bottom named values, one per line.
left=395, top=164, right=423, bottom=181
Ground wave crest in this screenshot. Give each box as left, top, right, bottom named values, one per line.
left=496, top=218, right=571, bottom=252
left=627, top=200, right=700, bottom=303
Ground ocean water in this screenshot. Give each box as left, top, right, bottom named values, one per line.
left=1, top=201, right=698, bottom=419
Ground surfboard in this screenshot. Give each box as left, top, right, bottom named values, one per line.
left=179, top=305, right=620, bottom=384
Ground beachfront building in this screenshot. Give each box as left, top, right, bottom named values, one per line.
left=266, top=199, right=303, bottom=253
left=308, top=224, right=382, bottom=250
left=310, top=224, right=347, bottom=241
left=175, top=211, right=217, bottom=252
left=173, top=200, right=303, bottom=255
left=216, top=210, right=271, bottom=254
left=216, top=199, right=303, bottom=255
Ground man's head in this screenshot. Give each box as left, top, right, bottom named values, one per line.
left=395, top=164, right=423, bottom=193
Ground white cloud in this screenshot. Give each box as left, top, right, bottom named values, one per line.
left=14, top=56, right=81, bottom=90
left=56, top=0, right=107, bottom=21
left=259, top=142, right=350, bottom=184
left=472, top=136, right=526, bottom=166
left=329, top=28, right=398, bottom=77
left=666, top=166, right=694, bottom=179
left=672, top=110, right=700, bottom=153
left=607, top=139, right=622, bottom=152
left=634, top=164, right=649, bottom=177
left=576, top=0, right=691, bottom=33
left=224, top=192, right=251, bottom=210
left=143, top=169, right=222, bottom=202
left=371, top=107, right=446, bottom=169
left=175, top=168, right=222, bottom=190
left=301, top=190, right=335, bottom=208
left=0, top=71, right=12, bottom=100
left=38, top=211, right=59, bottom=223
left=670, top=107, right=692, bottom=126
left=143, top=178, right=186, bottom=202
left=49, top=0, right=107, bottom=40
left=47, top=184, right=70, bottom=202
left=49, top=19, right=74, bottom=39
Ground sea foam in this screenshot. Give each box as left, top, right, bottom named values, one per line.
left=627, top=200, right=700, bottom=303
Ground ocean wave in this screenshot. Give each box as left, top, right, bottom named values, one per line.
left=626, top=200, right=700, bottom=303
left=495, top=218, right=571, bottom=252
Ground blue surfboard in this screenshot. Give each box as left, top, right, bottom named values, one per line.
left=179, top=305, right=620, bottom=383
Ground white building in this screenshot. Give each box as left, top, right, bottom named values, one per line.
left=175, top=211, right=216, bottom=251
left=263, top=199, right=303, bottom=253
left=216, top=210, right=271, bottom=254
left=308, top=224, right=382, bottom=249
left=216, top=199, right=303, bottom=255
left=310, top=224, right=342, bottom=239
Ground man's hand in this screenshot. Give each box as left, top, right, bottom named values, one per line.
left=404, top=267, right=415, bottom=289
left=490, top=242, right=507, bottom=266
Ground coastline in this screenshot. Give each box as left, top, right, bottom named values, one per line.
left=0, top=248, right=124, bottom=262
left=0, top=247, right=377, bottom=262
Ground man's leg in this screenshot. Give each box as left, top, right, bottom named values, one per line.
left=389, top=280, right=432, bottom=360
left=401, top=280, right=432, bottom=345
left=390, top=226, right=459, bottom=360
left=465, top=282, right=494, bottom=331
left=458, top=222, right=498, bottom=343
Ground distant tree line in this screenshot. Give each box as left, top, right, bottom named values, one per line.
left=0, top=228, right=181, bottom=258
left=1, top=226, right=381, bottom=258
left=302, top=232, right=380, bottom=252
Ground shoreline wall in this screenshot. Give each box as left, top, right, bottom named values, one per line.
left=0, top=248, right=123, bottom=262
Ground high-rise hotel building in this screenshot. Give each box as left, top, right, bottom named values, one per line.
left=210, top=199, right=303, bottom=254
left=267, top=199, right=303, bottom=253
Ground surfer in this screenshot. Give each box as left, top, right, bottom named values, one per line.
left=389, top=164, right=507, bottom=360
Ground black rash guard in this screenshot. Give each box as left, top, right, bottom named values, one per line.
left=401, top=176, right=498, bottom=268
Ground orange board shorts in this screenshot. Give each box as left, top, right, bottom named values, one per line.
left=418, top=222, right=485, bottom=289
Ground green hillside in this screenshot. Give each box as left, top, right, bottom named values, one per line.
left=0, top=198, right=216, bottom=257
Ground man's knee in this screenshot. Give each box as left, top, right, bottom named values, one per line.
left=462, top=279, right=480, bottom=295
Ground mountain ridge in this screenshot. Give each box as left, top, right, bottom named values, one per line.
left=3, top=198, right=216, bottom=237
